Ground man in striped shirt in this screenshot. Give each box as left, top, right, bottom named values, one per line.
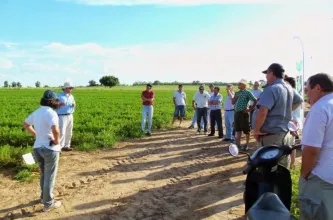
left=208, top=86, right=224, bottom=138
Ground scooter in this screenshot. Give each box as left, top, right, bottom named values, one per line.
left=228, top=121, right=301, bottom=220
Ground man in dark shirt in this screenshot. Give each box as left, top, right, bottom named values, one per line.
left=141, top=84, right=155, bottom=136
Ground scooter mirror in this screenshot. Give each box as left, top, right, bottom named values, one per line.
left=228, top=143, right=239, bottom=157
left=288, top=121, right=299, bottom=132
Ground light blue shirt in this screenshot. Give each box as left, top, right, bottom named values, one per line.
left=209, top=93, right=222, bottom=110
left=56, top=92, right=76, bottom=115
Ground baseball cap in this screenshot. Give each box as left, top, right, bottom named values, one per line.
left=262, top=63, right=285, bottom=74
left=146, top=83, right=152, bottom=88
left=199, top=85, right=204, bottom=90
left=42, top=90, right=58, bottom=101
left=209, top=83, right=214, bottom=87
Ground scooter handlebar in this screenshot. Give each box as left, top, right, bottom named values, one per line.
left=243, top=164, right=252, bottom=175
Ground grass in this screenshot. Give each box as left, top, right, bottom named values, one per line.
left=290, top=166, right=301, bottom=219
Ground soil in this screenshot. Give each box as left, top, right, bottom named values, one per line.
left=0, top=104, right=309, bottom=220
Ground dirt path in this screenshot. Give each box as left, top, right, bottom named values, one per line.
left=0, top=123, right=265, bottom=220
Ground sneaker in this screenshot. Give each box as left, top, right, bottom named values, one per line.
left=43, top=200, right=62, bottom=212
left=146, top=132, right=152, bottom=136
left=222, top=138, right=231, bottom=142
left=196, top=131, right=201, bottom=135
left=204, top=131, right=208, bottom=135
left=188, top=125, right=194, bottom=129
left=62, top=147, right=72, bottom=152
left=208, top=133, right=215, bottom=136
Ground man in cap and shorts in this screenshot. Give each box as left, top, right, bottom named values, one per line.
left=232, top=79, right=257, bottom=150
left=172, top=84, right=186, bottom=127
left=253, top=63, right=302, bottom=169
left=57, top=82, right=76, bottom=151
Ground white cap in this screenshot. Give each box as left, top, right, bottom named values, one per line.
left=238, top=79, right=248, bottom=85
left=62, top=81, right=74, bottom=89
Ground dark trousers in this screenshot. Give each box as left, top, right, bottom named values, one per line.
left=197, top=107, right=208, bottom=132
left=250, top=109, right=254, bottom=129
left=210, top=109, right=223, bottom=137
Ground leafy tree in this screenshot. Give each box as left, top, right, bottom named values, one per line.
left=3, top=81, right=8, bottom=87
left=17, top=82, right=22, bottom=88
left=153, top=80, right=161, bottom=85
left=35, top=81, right=41, bottom=88
left=99, top=75, right=119, bottom=87
left=88, top=80, right=98, bottom=87
left=44, top=85, right=49, bottom=88
left=11, top=82, right=17, bottom=87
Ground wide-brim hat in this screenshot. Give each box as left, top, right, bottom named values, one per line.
left=62, top=82, right=74, bottom=89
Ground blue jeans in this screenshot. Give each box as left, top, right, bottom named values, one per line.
left=33, top=147, right=60, bottom=208
left=174, top=105, right=186, bottom=118
left=191, top=110, right=204, bottom=127
left=225, top=110, right=235, bottom=139
left=142, top=105, right=153, bottom=133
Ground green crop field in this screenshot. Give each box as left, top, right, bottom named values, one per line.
left=0, top=85, right=228, bottom=168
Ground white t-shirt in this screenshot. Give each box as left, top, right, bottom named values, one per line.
left=173, top=90, right=186, bottom=106
left=25, top=106, right=61, bottom=152
left=301, top=93, right=333, bottom=184
left=292, top=89, right=303, bottom=129
left=193, top=91, right=211, bottom=108
left=249, top=89, right=262, bottom=106
left=224, top=92, right=235, bottom=110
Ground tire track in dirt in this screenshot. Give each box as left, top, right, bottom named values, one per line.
left=0, top=126, right=248, bottom=220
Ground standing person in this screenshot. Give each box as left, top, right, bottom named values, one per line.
left=172, top=85, right=186, bottom=127
left=253, top=63, right=302, bottom=169
left=57, top=82, right=75, bottom=151
left=232, top=79, right=257, bottom=150
left=249, top=81, right=263, bottom=128
left=223, top=84, right=235, bottom=142
left=208, top=86, right=223, bottom=138
left=23, top=90, right=62, bottom=212
left=284, top=76, right=303, bottom=168
left=192, top=85, right=211, bottom=135
left=207, top=84, right=215, bottom=129
left=298, top=73, right=333, bottom=220
left=141, top=83, right=154, bottom=136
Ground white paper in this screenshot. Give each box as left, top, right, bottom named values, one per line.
left=22, top=153, right=36, bottom=165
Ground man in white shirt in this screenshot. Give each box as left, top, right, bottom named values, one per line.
left=172, top=84, right=186, bottom=127
left=208, top=86, right=223, bottom=138
left=299, top=73, right=333, bottom=220
left=249, top=81, right=262, bottom=128
left=207, top=84, right=215, bottom=128
left=224, top=84, right=235, bottom=142
left=192, top=85, right=211, bottom=135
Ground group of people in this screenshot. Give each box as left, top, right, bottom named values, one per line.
left=23, top=64, right=333, bottom=219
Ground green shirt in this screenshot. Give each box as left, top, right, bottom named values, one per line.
left=234, top=89, right=256, bottom=112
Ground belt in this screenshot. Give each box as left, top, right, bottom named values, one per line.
left=225, top=109, right=234, bottom=111
left=58, top=113, right=71, bottom=116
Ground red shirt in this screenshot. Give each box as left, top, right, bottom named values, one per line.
left=142, top=90, right=154, bottom=105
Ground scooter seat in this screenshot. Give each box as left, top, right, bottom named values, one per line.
left=247, top=192, right=295, bottom=220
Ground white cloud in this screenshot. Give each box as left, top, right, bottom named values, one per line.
left=0, top=11, right=332, bottom=87
left=0, top=58, right=13, bottom=69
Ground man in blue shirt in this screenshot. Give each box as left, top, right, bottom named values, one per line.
left=208, top=86, right=224, bottom=138
left=57, top=82, right=76, bottom=151
left=253, top=63, right=302, bottom=168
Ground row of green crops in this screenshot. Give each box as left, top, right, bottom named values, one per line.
left=0, top=85, right=228, bottom=167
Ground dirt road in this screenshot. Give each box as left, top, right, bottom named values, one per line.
left=0, top=124, right=260, bottom=220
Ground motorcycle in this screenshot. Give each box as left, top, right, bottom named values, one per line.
left=228, top=121, right=301, bottom=220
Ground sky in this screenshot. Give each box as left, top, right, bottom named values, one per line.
left=0, top=0, right=332, bottom=87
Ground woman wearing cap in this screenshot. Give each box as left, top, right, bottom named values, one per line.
left=57, top=82, right=76, bottom=151
left=23, top=90, right=62, bottom=212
